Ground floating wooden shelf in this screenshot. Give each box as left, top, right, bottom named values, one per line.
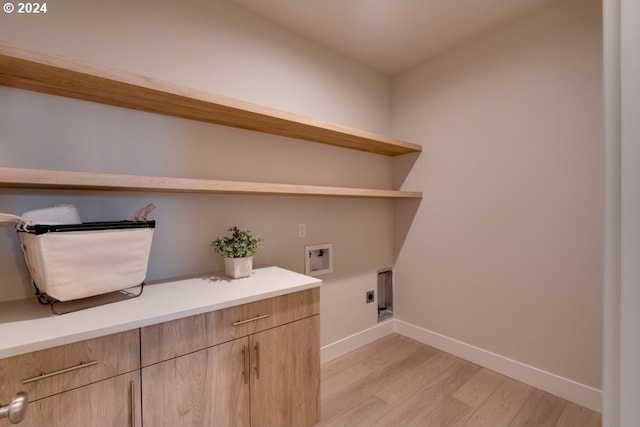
left=0, top=168, right=423, bottom=199
left=0, top=42, right=421, bottom=156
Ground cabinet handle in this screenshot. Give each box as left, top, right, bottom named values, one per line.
left=254, top=341, right=260, bottom=380
left=130, top=381, right=136, bottom=427
left=242, top=345, right=250, bottom=385
left=232, top=314, right=270, bottom=326
left=22, top=360, right=98, bottom=384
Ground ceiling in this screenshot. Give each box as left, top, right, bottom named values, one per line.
left=231, top=0, right=554, bottom=76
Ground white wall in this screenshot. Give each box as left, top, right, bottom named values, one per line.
left=0, top=0, right=393, bottom=347
left=392, top=0, right=603, bottom=395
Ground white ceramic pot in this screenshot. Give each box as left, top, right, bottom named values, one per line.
left=224, top=256, right=253, bottom=279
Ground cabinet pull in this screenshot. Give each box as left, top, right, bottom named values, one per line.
left=232, top=314, right=270, bottom=326
left=242, top=345, right=250, bottom=385
left=130, top=381, right=136, bottom=427
left=254, top=342, right=260, bottom=380
left=22, top=360, right=98, bottom=384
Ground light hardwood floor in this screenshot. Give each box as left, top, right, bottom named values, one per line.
left=319, top=334, right=601, bottom=427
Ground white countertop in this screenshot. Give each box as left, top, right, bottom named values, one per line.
left=0, top=266, right=321, bottom=359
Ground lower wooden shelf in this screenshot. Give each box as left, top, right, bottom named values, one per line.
left=0, top=167, right=422, bottom=199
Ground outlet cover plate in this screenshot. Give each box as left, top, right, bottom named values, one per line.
left=366, top=290, right=375, bottom=304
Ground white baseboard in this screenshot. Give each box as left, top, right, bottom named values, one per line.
left=320, top=319, right=396, bottom=364
left=321, top=318, right=602, bottom=412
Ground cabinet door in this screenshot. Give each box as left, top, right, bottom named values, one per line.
left=8, top=370, right=141, bottom=427
left=141, top=337, right=250, bottom=427
left=250, top=315, right=320, bottom=427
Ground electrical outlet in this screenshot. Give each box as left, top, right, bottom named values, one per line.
left=366, top=290, right=375, bottom=304
left=298, top=224, right=306, bottom=238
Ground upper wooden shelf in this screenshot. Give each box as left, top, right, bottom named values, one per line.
left=0, top=167, right=423, bottom=199
left=0, top=42, right=421, bottom=156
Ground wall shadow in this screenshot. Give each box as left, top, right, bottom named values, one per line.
left=393, top=198, right=422, bottom=263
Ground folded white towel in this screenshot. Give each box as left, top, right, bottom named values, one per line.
left=21, top=204, right=82, bottom=225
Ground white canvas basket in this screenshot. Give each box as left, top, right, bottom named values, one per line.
left=1, top=212, right=155, bottom=303
left=20, top=223, right=154, bottom=301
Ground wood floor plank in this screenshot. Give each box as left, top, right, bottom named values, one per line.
left=375, top=350, right=460, bottom=405
left=360, top=334, right=434, bottom=371
left=452, top=367, right=506, bottom=408
left=321, top=345, right=434, bottom=422
left=321, top=362, right=372, bottom=401
left=555, top=401, right=602, bottom=427
left=321, top=334, right=400, bottom=382
left=319, top=334, right=601, bottom=427
left=323, top=395, right=391, bottom=427
left=508, top=389, right=566, bottom=427
left=373, top=360, right=480, bottom=427
left=421, top=397, right=475, bottom=426
left=464, top=377, right=534, bottom=426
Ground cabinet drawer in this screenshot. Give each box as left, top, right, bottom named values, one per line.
left=141, top=287, right=319, bottom=366
left=0, top=329, right=140, bottom=402
left=6, top=370, right=142, bottom=427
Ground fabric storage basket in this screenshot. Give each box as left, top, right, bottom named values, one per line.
left=18, top=220, right=155, bottom=302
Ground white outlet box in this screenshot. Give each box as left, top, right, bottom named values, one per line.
left=298, top=224, right=306, bottom=238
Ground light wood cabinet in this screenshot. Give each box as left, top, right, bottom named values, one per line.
left=141, top=288, right=319, bottom=366
left=141, top=338, right=250, bottom=427
left=140, top=289, right=320, bottom=427
left=0, top=331, right=141, bottom=427
left=13, top=371, right=141, bottom=427
left=0, top=330, right=140, bottom=402
left=0, top=288, right=319, bottom=427
left=250, top=315, right=320, bottom=427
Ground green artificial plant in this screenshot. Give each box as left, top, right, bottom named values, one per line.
left=211, top=226, right=263, bottom=258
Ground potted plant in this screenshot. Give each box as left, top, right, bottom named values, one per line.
left=211, top=226, right=263, bottom=278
